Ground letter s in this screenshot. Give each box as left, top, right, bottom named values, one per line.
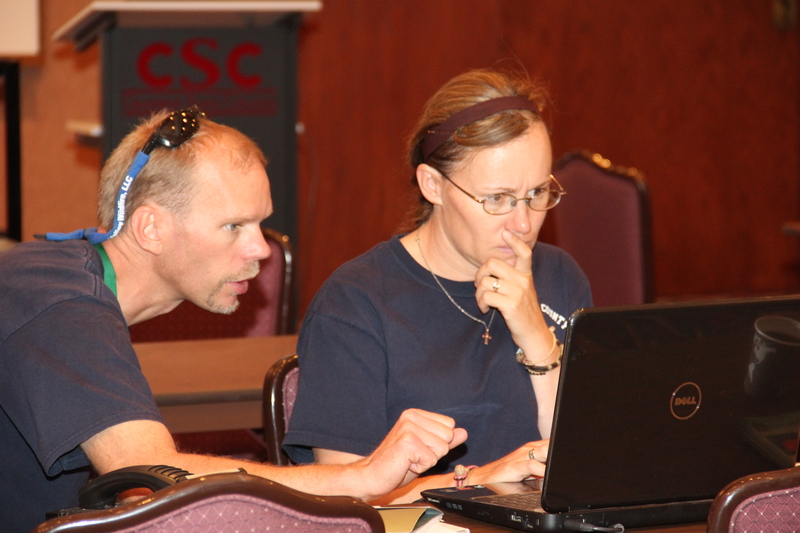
left=180, top=38, right=220, bottom=89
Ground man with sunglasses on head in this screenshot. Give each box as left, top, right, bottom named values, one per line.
left=0, top=108, right=467, bottom=533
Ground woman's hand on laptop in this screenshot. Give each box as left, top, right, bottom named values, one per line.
left=464, top=439, right=550, bottom=486
left=528, top=440, right=549, bottom=466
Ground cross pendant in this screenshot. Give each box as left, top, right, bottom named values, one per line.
left=482, top=329, right=491, bottom=345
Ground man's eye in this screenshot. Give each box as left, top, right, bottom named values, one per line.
left=529, top=188, right=546, bottom=198
left=225, top=223, right=241, bottom=231
left=484, top=194, right=505, bottom=203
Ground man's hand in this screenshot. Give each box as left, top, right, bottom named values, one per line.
left=351, top=409, right=468, bottom=500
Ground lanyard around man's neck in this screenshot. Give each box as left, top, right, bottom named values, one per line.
left=92, top=243, right=118, bottom=297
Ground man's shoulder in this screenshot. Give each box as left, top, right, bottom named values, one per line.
left=0, top=240, right=110, bottom=339
left=2, top=239, right=100, bottom=284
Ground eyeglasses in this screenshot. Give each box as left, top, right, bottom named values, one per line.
left=90, top=106, right=205, bottom=244
left=442, top=173, right=566, bottom=215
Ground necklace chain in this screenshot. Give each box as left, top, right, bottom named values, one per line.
left=416, top=232, right=496, bottom=345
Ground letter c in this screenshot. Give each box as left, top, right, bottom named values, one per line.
left=137, top=42, right=173, bottom=88
left=227, top=42, right=262, bottom=88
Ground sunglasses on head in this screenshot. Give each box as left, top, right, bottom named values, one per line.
left=141, top=105, right=204, bottom=155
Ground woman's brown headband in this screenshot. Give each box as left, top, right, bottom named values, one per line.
left=421, top=95, right=541, bottom=163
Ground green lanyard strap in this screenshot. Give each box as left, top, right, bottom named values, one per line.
left=92, top=243, right=118, bottom=297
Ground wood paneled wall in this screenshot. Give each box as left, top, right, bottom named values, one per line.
left=14, top=0, right=103, bottom=240
left=295, top=0, right=800, bottom=313
left=6, top=0, right=800, bottom=320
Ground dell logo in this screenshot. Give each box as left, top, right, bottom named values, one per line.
left=670, top=383, right=702, bottom=420
left=673, top=396, right=697, bottom=406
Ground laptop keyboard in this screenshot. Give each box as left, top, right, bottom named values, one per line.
left=474, top=491, right=544, bottom=512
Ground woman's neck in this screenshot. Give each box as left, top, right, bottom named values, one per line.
left=400, top=223, right=477, bottom=282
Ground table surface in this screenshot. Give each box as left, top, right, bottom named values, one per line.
left=134, top=334, right=298, bottom=433
left=135, top=334, right=298, bottom=405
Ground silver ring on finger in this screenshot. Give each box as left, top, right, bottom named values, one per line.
left=492, top=278, right=501, bottom=292
left=528, top=448, right=538, bottom=461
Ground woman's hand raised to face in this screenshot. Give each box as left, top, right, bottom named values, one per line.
left=474, top=230, right=549, bottom=348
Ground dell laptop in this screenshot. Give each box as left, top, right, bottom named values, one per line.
left=422, top=296, right=800, bottom=531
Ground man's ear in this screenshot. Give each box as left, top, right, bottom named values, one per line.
left=128, top=205, right=167, bottom=255
left=416, top=164, right=446, bottom=206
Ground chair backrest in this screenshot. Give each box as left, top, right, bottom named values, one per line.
left=707, top=465, right=800, bottom=533
left=263, top=353, right=299, bottom=466
left=551, top=150, right=654, bottom=307
left=34, top=471, right=385, bottom=533
left=129, top=227, right=294, bottom=342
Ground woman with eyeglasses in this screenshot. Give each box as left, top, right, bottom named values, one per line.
left=284, top=68, right=593, bottom=503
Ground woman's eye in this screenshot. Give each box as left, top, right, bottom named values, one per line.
left=225, top=223, right=241, bottom=232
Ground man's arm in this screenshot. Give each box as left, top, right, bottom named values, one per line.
left=81, top=408, right=467, bottom=501
left=314, top=440, right=549, bottom=505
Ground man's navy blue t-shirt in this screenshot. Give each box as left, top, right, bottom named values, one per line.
left=0, top=240, right=162, bottom=533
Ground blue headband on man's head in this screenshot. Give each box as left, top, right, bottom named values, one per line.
left=37, top=106, right=204, bottom=244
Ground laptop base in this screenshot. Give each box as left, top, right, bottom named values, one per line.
left=423, top=484, right=712, bottom=532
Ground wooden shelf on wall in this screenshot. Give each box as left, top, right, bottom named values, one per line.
left=0, top=0, right=40, bottom=59
left=54, top=1, right=322, bottom=50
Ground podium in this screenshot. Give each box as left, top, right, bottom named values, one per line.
left=54, top=1, right=322, bottom=245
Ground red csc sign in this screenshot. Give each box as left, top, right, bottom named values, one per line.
left=137, top=38, right=263, bottom=89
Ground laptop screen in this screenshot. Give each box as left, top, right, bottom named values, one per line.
left=542, top=296, right=800, bottom=513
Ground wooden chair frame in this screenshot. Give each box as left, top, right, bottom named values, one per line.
left=552, top=150, right=655, bottom=305
left=707, top=465, right=800, bottom=533
left=263, top=353, right=299, bottom=466
left=34, top=471, right=384, bottom=533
